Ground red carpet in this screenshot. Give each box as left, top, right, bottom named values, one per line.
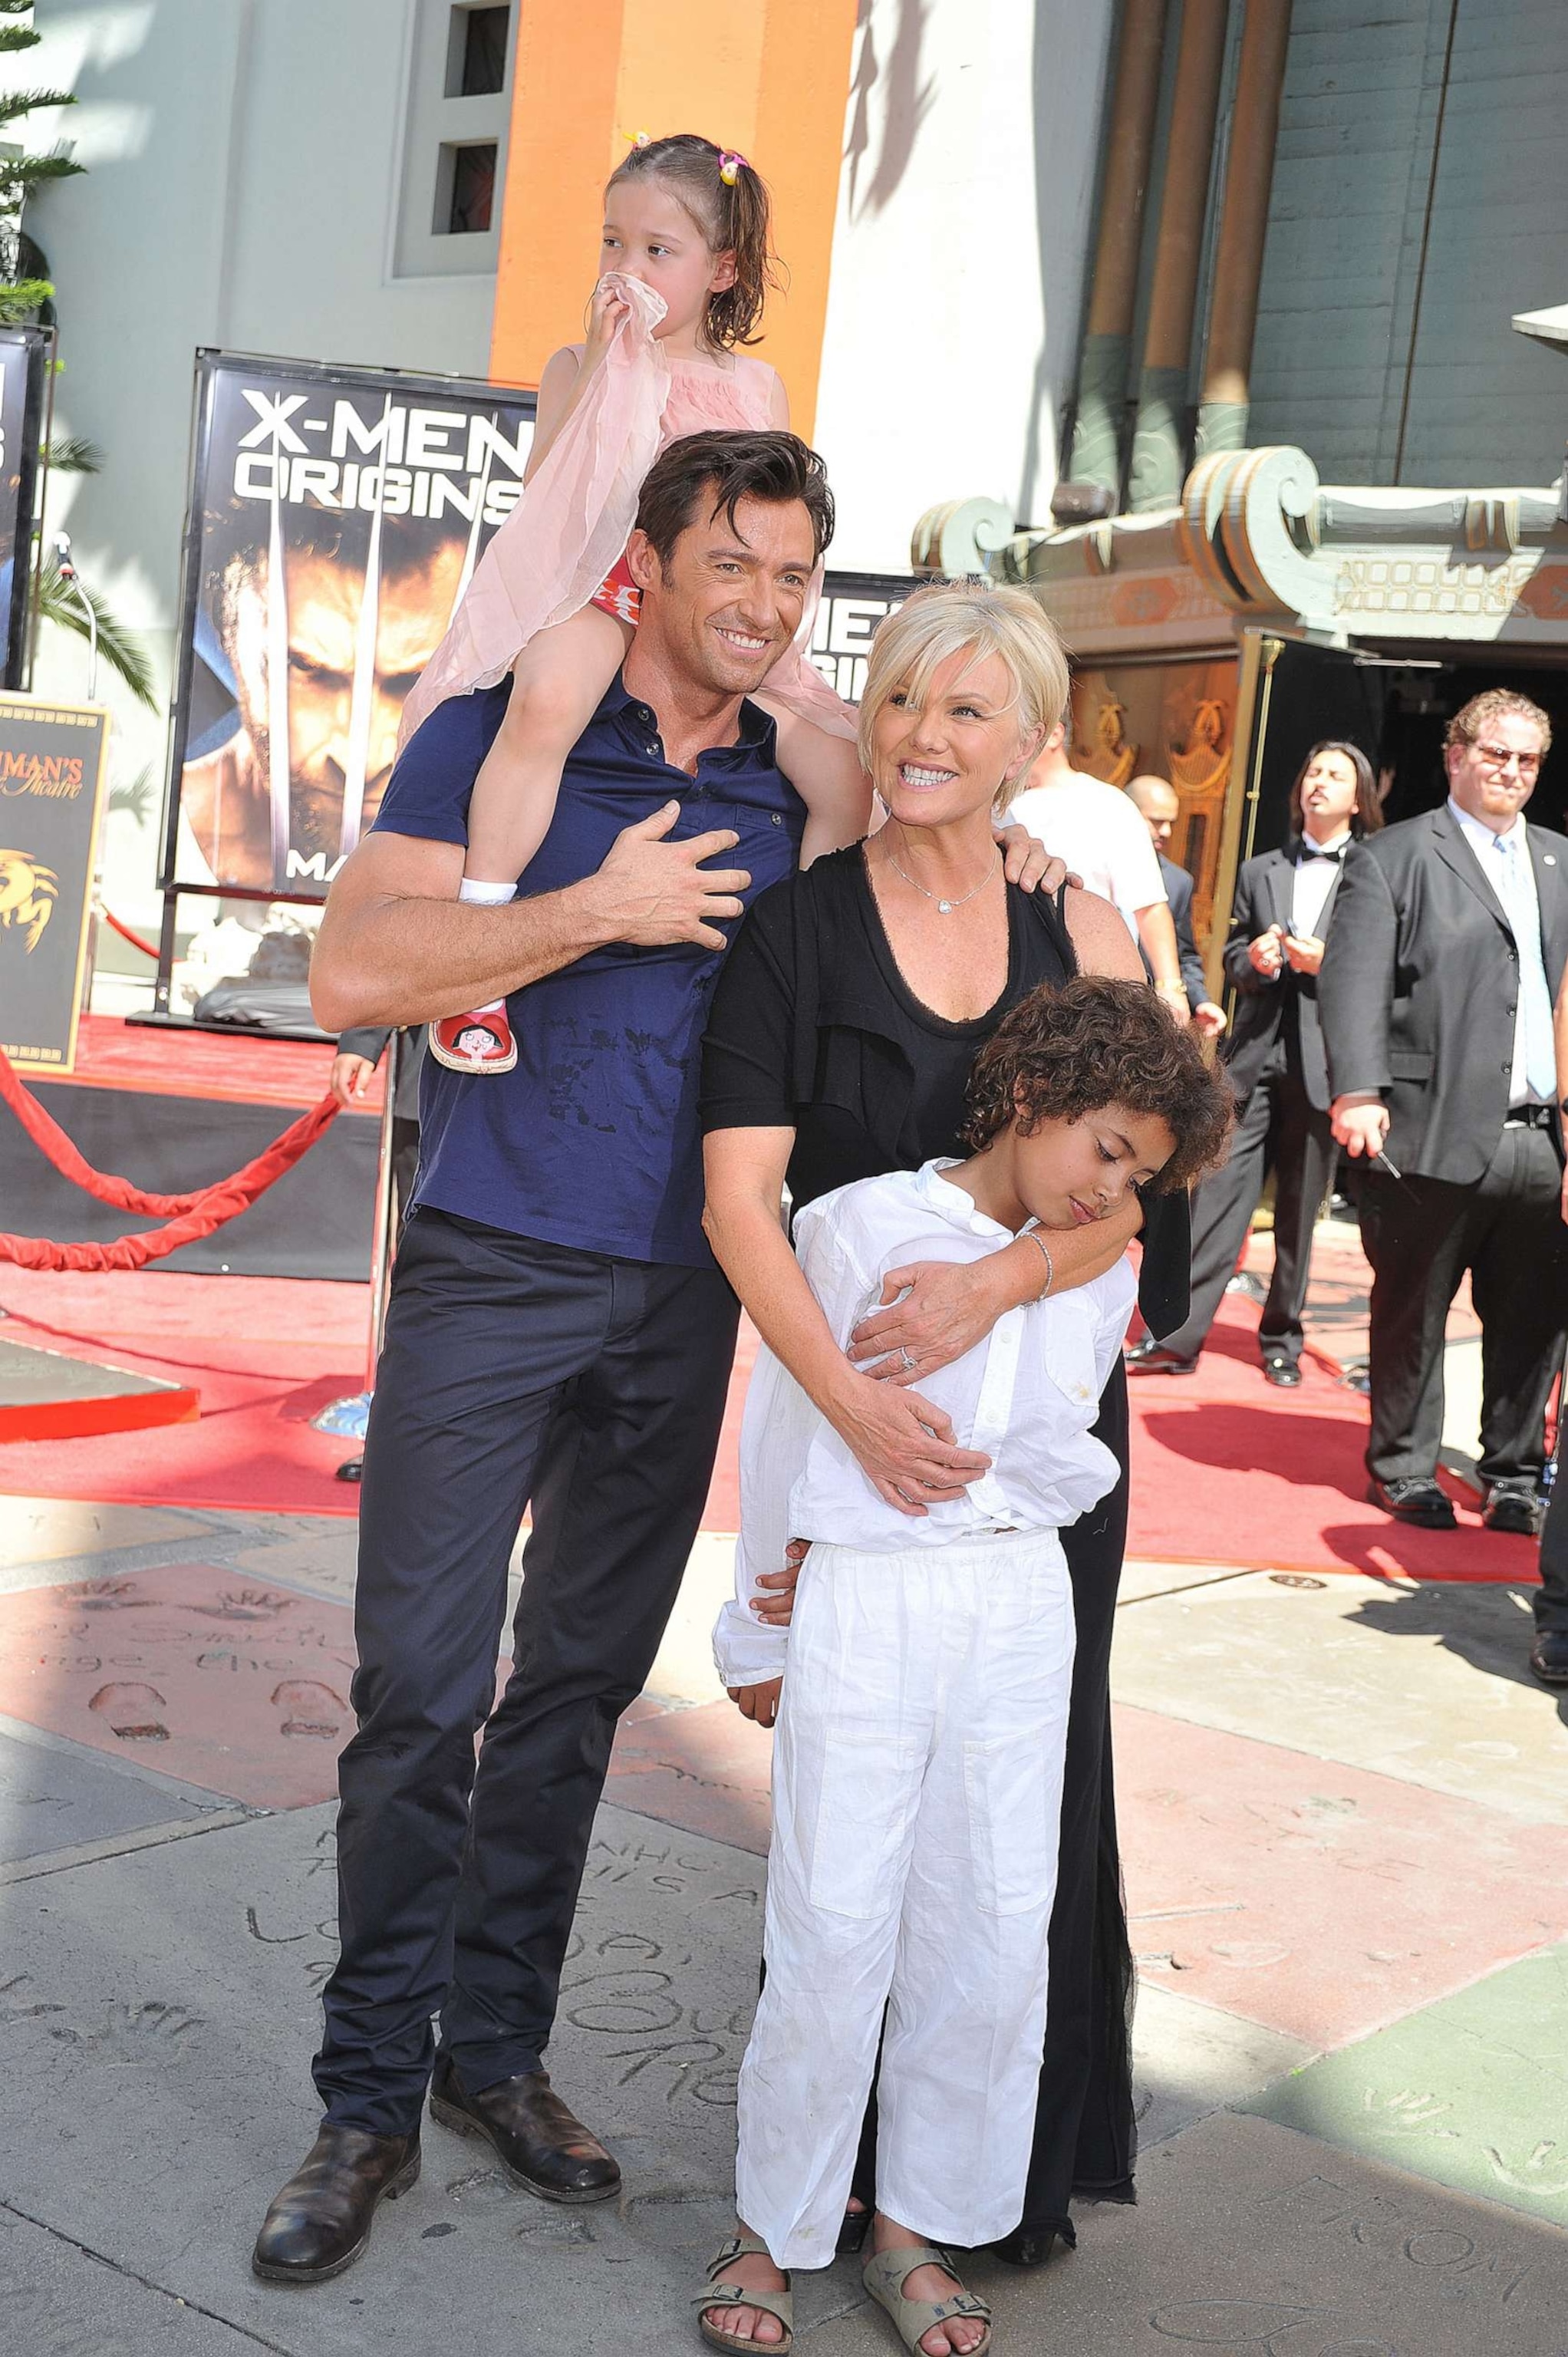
left=0, top=1268, right=370, bottom=1517
left=48, top=1014, right=377, bottom=1110
left=1124, top=1292, right=1540, bottom=1584
left=0, top=1267, right=754, bottom=1531
left=0, top=1264, right=1543, bottom=1584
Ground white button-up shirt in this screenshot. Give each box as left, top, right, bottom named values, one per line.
left=1448, top=797, right=1556, bottom=1105
left=1289, top=832, right=1348, bottom=941
left=713, top=1160, right=1138, bottom=1688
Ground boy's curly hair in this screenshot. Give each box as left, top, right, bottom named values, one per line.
left=963, top=977, right=1234, bottom=1193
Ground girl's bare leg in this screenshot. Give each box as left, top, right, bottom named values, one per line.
left=755, top=701, right=874, bottom=867
left=463, top=602, right=634, bottom=887
left=430, top=605, right=634, bottom=1070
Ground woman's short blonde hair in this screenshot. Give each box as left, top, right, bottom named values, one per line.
left=857, top=579, right=1071, bottom=809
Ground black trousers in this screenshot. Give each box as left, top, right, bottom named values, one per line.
left=1536, top=1455, right=1568, bottom=1633
left=1359, top=1125, right=1566, bottom=1488
left=1161, top=1037, right=1333, bottom=1364
left=314, top=1209, right=739, bottom=2135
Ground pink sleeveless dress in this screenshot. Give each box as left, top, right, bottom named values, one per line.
left=397, top=275, right=855, bottom=751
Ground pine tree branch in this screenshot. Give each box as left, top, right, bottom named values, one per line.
left=35, top=559, right=160, bottom=710
left=0, top=89, right=77, bottom=125
left=0, top=154, right=86, bottom=193
left=46, top=434, right=104, bottom=475
left=0, top=278, right=51, bottom=323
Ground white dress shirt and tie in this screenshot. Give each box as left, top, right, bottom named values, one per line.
left=1448, top=799, right=1559, bottom=1108
left=1290, top=834, right=1347, bottom=941
left=716, top=1161, right=1135, bottom=2268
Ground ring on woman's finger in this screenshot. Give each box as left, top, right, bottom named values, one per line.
left=898, top=1346, right=917, bottom=1373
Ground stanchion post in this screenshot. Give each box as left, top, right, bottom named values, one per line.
left=363, top=1025, right=401, bottom=1391
left=311, top=1027, right=407, bottom=1472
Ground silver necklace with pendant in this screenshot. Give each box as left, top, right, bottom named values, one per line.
left=884, top=838, right=1001, bottom=915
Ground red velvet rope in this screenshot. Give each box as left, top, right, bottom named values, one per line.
left=98, top=905, right=162, bottom=961
left=0, top=1041, right=339, bottom=1271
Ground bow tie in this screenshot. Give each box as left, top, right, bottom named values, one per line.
left=1300, top=842, right=1346, bottom=862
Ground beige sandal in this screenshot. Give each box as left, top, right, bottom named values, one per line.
left=862, top=2243, right=993, bottom=2355
left=695, top=2233, right=793, bottom=2354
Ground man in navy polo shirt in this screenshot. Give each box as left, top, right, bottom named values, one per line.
left=252, top=432, right=858, bottom=2283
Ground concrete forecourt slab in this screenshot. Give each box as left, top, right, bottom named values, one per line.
left=1247, top=1940, right=1568, bottom=2233
left=0, top=1721, right=216, bottom=1865
left=1, top=1785, right=1563, bottom=2356
left=1111, top=1569, right=1568, bottom=1824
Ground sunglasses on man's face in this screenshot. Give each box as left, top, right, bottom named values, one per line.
left=1470, top=740, right=1542, bottom=776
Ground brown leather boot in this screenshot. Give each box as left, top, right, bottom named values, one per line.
left=429, top=2049, right=619, bottom=2203
left=252, top=2122, right=420, bottom=2283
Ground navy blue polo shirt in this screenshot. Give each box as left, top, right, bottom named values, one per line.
left=371, top=672, right=804, bottom=1265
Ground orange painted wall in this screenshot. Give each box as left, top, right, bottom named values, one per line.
left=489, top=0, right=858, bottom=442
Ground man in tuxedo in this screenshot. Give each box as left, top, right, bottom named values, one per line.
left=1128, top=743, right=1375, bottom=1385
left=1126, top=774, right=1227, bottom=1037
left=1319, top=690, right=1568, bottom=1533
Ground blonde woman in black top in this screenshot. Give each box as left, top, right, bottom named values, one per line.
left=699, top=581, right=1193, bottom=2348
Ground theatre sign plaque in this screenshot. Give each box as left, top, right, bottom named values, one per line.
left=0, top=695, right=111, bottom=1073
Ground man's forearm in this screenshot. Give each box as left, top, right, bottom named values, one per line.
left=311, top=880, right=610, bottom=1032
left=1136, top=902, right=1183, bottom=991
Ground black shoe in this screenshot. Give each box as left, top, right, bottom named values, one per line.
left=990, top=2223, right=1071, bottom=2268
left=1125, top=1339, right=1199, bottom=1376
left=252, top=2123, right=420, bottom=2284
left=1261, top=1353, right=1302, bottom=1387
left=1529, top=1630, right=1568, bottom=1686
left=1367, top=1477, right=1457, bottom=1530
left=428, top=2050, right=620, bottom=2204
left=1483, top=1483, right=1543, bottom=1537
left=836, top=2201, right=871, bottom=2257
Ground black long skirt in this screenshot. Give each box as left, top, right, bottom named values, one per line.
left=843, top=1361, right=1138, bottom=2254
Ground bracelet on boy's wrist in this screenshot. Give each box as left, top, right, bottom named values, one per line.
left=1026, top=1229, right=1055, bottom=1301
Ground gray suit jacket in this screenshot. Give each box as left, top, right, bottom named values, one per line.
left=1318, top=806, right=1568, bottom=1183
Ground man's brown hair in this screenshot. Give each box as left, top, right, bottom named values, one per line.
left=1445, top=687, right=1553, bottom=756
left=963, top=977, right=1234, bottom=1195
left=634, top=430, right=834, bottom=570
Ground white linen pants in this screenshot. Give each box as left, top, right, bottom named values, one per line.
left=736, top=1527, right=1076, bottom=2267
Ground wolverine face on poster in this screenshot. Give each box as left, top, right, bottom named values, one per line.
left=168, top=357, right=535, bottom=898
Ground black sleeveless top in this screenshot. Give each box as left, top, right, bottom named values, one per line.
left=701, top=844, right=1076, bottom=1209
left=701, top=843, right=1191, bottom=1335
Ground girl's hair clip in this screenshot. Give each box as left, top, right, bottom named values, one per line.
left=718, top=149, right=749, bottom=185
left=623, top=128, right=651, bottom=149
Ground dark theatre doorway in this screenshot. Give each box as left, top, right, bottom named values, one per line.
left=1235, top=638, right=1568, bottom=862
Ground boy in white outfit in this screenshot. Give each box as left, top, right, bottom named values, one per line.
left=697, top=977, right=1231, bottom=2357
